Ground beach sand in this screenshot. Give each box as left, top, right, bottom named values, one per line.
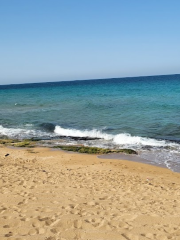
left=0, top=146, right=180, bottom=240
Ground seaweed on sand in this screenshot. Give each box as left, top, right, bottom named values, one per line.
left=0, top=139, right=36, bottom=148
left=53, top=145, right=137, bottom=155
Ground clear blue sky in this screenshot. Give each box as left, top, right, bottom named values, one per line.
left=0, top=0, right=180, bottom=84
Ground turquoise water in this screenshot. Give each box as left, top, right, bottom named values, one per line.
left=0, top=74, right=180, bottom=171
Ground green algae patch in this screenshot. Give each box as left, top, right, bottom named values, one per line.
left=0, top=138, right=36, bottom=148
left=118, top=149, right=137, bottom=154
left=53, top=145, right=137, bottom=155
left=15, top=140, right=32, bottom=147
left=0, top=139, right=19, bottom=145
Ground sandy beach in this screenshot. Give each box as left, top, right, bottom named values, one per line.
left=0, top=146, right=180, bottom=240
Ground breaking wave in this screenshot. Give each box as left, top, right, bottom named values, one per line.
left=0, top=124, right=179, bottom=150
left=54, top=126, right=112, bottom=140
left=0, top=125, right=55, bottom=139
left=54, top=125, right=177, bottom=148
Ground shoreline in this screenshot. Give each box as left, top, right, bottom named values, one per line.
left=98, top=152, right=169, bottom=170
left=1, top=145, right=180, bottom=239
left=8, top=142, right=179, bottom=172
left=0, top=138, right=177, bottom=172
left=1, top=131, right=180, bottom=172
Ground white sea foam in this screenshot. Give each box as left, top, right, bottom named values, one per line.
left=54, top=125, right=176, bottom=148
left=1, top=124, right=180, bottom=171
left=113, top=133, right=167, bottom=147
left=0, top=124, right=179, bottom=150
left=54, top=126, right=112, bottom=140
left=0, top=125, right=54, bottom=139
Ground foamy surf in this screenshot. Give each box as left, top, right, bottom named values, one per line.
left=54, top=125, right=176, bottom=148
left=0, top=125, right=55, bottom=139
left=0, top=124, right=178, bottom=149
left=54, top=126, right=180, bottom=172
left=1, top=124, right=180, bottom=171
left=54, top=126, right=112, bottom=140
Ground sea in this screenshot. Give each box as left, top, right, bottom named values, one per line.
left=0, top=74, right=180, bottom=172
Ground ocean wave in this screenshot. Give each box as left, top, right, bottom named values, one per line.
left=39, top=123, right=56, bottom=132
left=54, top=126, right=112, bottom=140
left=54, top=125, right=177, bottom=148
left=0, top=124, right=179, bottom=150
left=0, top=125, right=55, bottom=139
left=113, top=133, right=167, bottom=147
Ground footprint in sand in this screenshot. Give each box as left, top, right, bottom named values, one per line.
left=122, top=233, right=139, bottom=240
left=28, top=228, right=37, bottom=235
left=74, top=219, right=83, bottom=229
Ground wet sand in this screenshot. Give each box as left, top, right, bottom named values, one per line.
left=0, top=146, right=180, bottom=240
left=98, top=153, right=167, bottom=169
left=98, top=153, right=148, bottom=163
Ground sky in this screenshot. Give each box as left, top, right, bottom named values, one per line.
left=0, top=0, right=180, bottom=85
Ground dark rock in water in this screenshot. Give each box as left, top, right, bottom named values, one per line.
left=39, top=123, right=55, bottom=132
left=68, top=136, right=101, bottom=141
left=164, top=137, right=180, bottom=144
left=50, top=136, right=101, bottom=141
left=30, top=135, right=101, bottom=142
left=141, top=146, right=154, bottom=150
left=30, top=137, right=47, bottom=141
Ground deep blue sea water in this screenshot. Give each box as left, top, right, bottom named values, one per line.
left=0, top=74, right=180, bottom=171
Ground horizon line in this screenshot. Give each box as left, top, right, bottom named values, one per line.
left=0, top=73, right=180, bottom=86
